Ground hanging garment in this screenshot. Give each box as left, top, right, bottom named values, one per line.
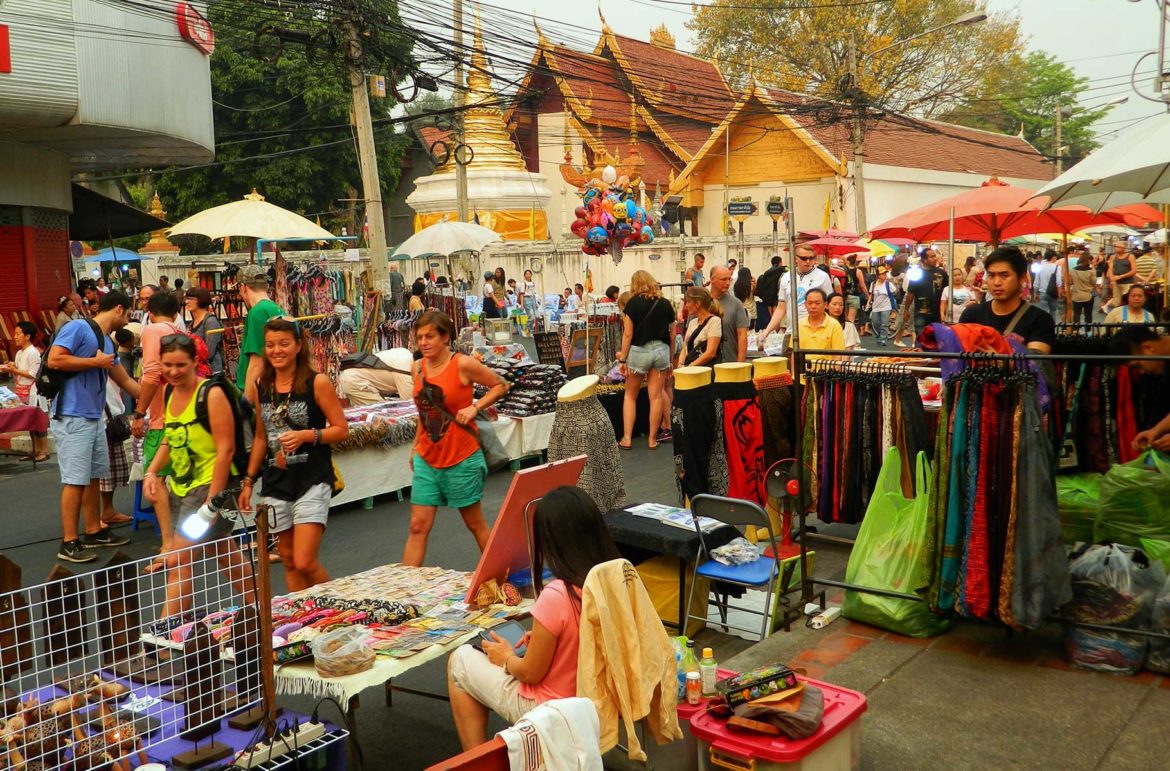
left=672, top=385, right=718, bottom=504
left=714, top=380, right=765, bottom=505
left=756, top=373, right=796, bottom=469
left=549, top=395, right=627, bottom=511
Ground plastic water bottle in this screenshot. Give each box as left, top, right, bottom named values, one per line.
left=675, top=649, right=685, bottom=700
left=699, top=647, right=718, bottom=697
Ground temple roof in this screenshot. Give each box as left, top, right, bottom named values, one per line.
left=595, top=21, right=735, bottom=124
left=759, top=87, right=1054, bottom=180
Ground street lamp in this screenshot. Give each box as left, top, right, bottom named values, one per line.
left=1054, top=96, right=1129, bottom=174
left=848, top=12, right=988, bottom=234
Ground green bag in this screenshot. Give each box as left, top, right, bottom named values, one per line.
left=1096, top=451, right=1170, bottom=548
left=1056, top=473, right=1102, bottom=545
left=842, top=447, right=951, bottom=638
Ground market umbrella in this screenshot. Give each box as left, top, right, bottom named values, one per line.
left=390, top=220, right=502, bottom=259
left=870, top=183, right=1160, bottom=245
left=800, top=237, right=870, bottom=256
left=167, top=189, right=336, bottom=241
left=1030, top=112, right=1170, bottom=212
left=864, top=239, right=898, bottom=258
left=798, top=227, right=859, bottom=241
left=94, top=246, right=141, bottom=262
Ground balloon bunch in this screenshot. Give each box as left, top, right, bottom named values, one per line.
left=569, top=165, right=657, bottom=256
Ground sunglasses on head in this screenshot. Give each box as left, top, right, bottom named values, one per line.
left=265, top=316, right=301, bottom=335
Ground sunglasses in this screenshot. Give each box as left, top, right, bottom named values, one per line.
left=265, top=316, right=301, bottom=335
left=160, top=333, right=195, bottom=348
left=796, top=254, right=816, bottom=261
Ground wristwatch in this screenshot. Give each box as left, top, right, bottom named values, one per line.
left=131, top=411, right=145, bottom=420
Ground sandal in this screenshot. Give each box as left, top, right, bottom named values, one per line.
left=102, top=513, right=133, bottom=526
left=618, top=440, right=633, bottom=450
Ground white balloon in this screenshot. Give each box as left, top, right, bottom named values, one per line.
left=601, top=165, right=617, bottom=184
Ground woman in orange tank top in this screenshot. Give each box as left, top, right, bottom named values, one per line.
left=404, top=311, right=509, bottom=566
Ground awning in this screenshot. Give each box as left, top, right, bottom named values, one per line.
left=68, top=184, right=169, bottom=241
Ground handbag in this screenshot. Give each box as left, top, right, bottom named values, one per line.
left=104, top=406, right=132, bottom=444
left=420, top=377, right=511, bottom=472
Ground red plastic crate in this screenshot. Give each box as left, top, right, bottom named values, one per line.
left=689, top=676, right=867, bottom=767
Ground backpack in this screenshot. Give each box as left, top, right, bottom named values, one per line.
left=36, top=320, right=105, bottom=416
left=162, top=323, right=212, bottom=378
left=165, top=373, right=255, bottom=475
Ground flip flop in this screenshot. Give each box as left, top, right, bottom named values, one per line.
left=142, top=558, right=167, bottom=575
left=34, top=454, right=50, bottom=462
left=618, top=441, right=633, bottom=450
left=102, top=514, right=133, bottom=526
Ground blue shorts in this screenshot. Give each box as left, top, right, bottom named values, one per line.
left=411, top=450, right=487, bottom=509
left=51, top=415, right=110, bottom=486
left=627, top=341, right=671, bottom=375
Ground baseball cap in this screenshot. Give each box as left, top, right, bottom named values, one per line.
left=238, top=264, right=270, bottom=288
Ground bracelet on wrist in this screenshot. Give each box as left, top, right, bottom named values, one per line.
left=313, top=428, right=322, bottom=446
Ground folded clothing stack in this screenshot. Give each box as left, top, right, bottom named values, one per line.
left=477, top=364, right=566, bottom=417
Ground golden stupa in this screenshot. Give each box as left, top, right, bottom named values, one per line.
left=406, top=11, right=551, bottom=240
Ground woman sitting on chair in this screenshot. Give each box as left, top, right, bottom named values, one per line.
left=447, top=487, right=621, bottom=750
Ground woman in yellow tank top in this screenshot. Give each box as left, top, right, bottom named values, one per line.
left=144, top=334, right=251, bottom=615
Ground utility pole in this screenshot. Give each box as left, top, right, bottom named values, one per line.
left=453, top=0, right=469, bottom=222
left=1054, top=105, right=1063, bottom=175
left=848, top=35, right=867, bottom=235
left=346, top=20, right=390, bottom=296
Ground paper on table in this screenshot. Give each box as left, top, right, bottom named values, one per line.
left=626, top=503, right=723, bottom=533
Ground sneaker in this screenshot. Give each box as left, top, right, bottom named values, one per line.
left=58, top=540, right=96, bottom=563
left=656, top=428, right=673, bottom=443
left=893, top=340, right=908, bottom=348
left=82, top=528, right=130, bottom=548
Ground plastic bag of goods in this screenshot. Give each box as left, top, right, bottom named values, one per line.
left=1145, top=574, right=1170, bottom=674
left=842, top=448, right=950, bottom=638
left=1062, top=543, right=1165, bottom=674
left=311, top=625, right=375, bottom=678
left=1056, top=473, right=1101, bottom=544
left=1096, top=451, right=1170, bottom=547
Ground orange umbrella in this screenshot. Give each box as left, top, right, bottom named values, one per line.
left=870, top=184, right=1161, bottom=244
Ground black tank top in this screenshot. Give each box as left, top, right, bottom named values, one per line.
left=258, top=374, right=335, bottom=501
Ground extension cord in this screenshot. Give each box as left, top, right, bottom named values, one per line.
left=803, top=602, right=823, bottom=616
left=810, top=606, right=841, bottom=629
left=235, top=720, right=326, bottom=768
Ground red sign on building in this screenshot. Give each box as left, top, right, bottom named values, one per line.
left=175, top=3, right=214, bottom=55
left=0, top=26, right=11, bottom=74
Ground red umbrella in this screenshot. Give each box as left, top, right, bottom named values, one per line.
left=799, top=237, right=871, bottom=256
left=871, top=183, right=1162, bottom=244
left=799, top=227, right=860, bottom=240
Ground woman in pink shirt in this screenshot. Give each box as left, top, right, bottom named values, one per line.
left=447, top=487, right=621, bottom=750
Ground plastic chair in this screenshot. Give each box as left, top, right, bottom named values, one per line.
left=425, top=737, right=508, bottom=770
left=132, top=480, right=160, bottom=534
left=683, top=494, right=783, bottom=641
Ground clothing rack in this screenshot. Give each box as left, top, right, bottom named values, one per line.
left=787, top=342, right=1170, bottom=642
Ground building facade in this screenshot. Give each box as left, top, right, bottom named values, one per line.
left=0, top=0, right=214, bottom=316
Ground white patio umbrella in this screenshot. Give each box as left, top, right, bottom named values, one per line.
left=1031, top=113, right=1170, bottom=212
left=390, top=219, right=501, bottom=259
left=168, top=189, right=336, bottom=241
left=1145, top=228, right=1168, bottom=244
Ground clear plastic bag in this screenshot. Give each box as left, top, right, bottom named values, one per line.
left=311, top=625, right=375, bottom=678
left=1146, top=575, right=1170, bottom=674
left=1062, top=543, right=1165, bottom=674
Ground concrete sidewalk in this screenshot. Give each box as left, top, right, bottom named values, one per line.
left=715, top=543, right=1169, bottom=771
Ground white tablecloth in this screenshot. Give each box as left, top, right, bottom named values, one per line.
left=330, top=412, right=556, bottom=508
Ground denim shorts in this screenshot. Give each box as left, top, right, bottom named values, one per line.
left=51, top=415, right=109, bottom=486
left=411, top=450, right=487, bottom=509
left=626, top=341, right=671, bottom=375
left=261, top=482, right=331, bottom=534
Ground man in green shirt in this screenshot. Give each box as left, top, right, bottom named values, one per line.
left=236, top=264, right=284, bottom=401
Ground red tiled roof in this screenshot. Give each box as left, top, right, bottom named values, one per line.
left=417, top=126, right=453, bottom=151
left=606, top=34, right=734, bottom=123
left=546, top=45, right=633, bottom=128
left=761, top=88, right=1053, bottom=181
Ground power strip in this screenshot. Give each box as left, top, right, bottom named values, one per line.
left=810, top=606, right=841, bottom=629
left=235, top=720, right=327, bottom=768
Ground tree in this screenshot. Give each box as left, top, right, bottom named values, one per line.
left=687, top=0, right=1022, bottom=117
left=153, top=1, right=414, bottom=240
left=943, top=51, right=1112, bottom=166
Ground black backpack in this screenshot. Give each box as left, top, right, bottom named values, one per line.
left=165, top=373, right=255, bottom=475
left=36, top=320, right=105, bottom=416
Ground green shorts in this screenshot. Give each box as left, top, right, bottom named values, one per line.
left=411, top=450, right=487, bottom=509
left=143, top=428, right=172, bottom=476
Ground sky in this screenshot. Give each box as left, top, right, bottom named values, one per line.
left=416, top=0, right=1166, bottom=141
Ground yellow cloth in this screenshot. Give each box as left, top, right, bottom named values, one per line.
left=164, top=380, right=220, bottom=498
left=577, top=559, right=682, bottom=761
left=797, top=316, right=844, bottom=382
left=413, top=210, right=549, bottom=241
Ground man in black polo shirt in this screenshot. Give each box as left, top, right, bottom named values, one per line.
left=959, top=245, right=1055, bottom=353
left=755, top=255, right=785, bottom=330
left=907, top=248, right=948, bottom=336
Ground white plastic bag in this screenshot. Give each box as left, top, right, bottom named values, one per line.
left=310, top=625, right=375, bottom=678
